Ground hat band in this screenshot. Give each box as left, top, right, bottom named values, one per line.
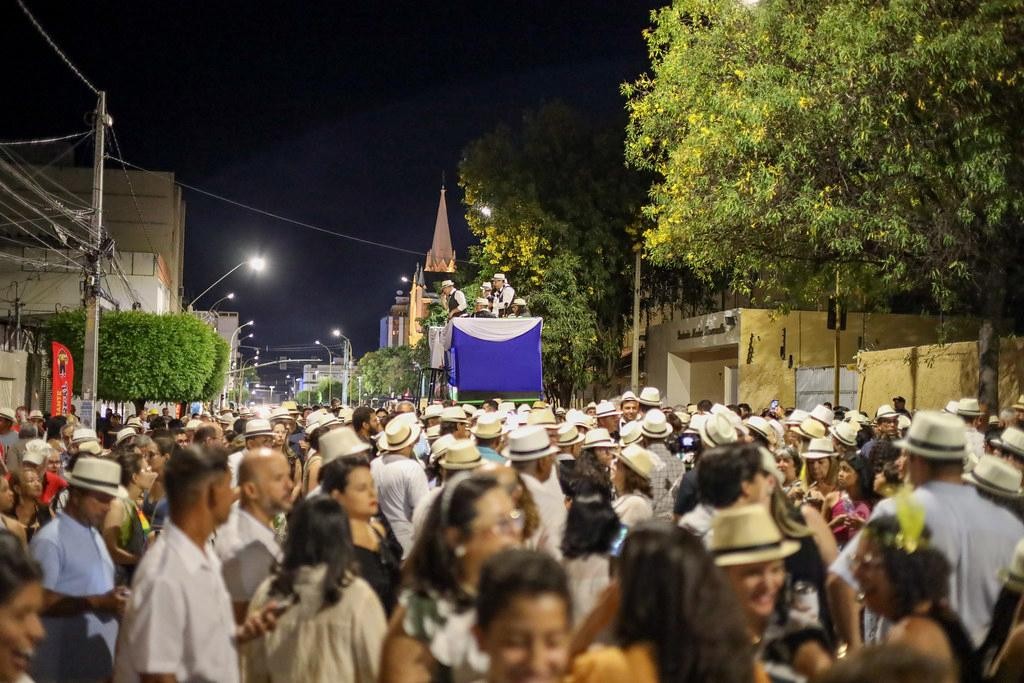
left=905, top=436, right=964, bottom=452
left=713, top=540, right=786, bottom=557
left=807, top=449, right=836, bottom=455
left=971, top=470, right=1019, bottom=494
left=509, top=444, right=555, bottom=457
left=70, top=474, right=117, bottom=490
left=445, top=455, right=482, bottom=466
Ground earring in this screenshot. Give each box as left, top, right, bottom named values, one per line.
left=454, top=545, right=466, bottom=558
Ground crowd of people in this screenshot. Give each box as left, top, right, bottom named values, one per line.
left=3, top=389, right=1024, bottom=682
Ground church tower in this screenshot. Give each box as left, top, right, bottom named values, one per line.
left=425, top=183, right=456, bottom=273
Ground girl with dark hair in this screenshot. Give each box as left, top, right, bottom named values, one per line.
left=561, top=483, right=620, bottom=625
left=380, top=473, right=521, bottom=683
left=474, top=549, right=573, bottom=683
left=141, top=435, right=175, bottom=533
left=0, top=530, right=44, bottom=683
left=0, top=477, right=26, bottom=547
left=241, top=495, right=386, bottom=683
left=824, top=454, right=876, bottom=548
left=568, top=522, right=754, bottom=682
left=320, top=455, right=402, bottom=614
left=850, top=514, right=981, bottom=682
left=572, top=442, right=614, bottom=497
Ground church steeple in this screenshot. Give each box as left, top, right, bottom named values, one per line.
left=425, top=180, right=456, bottom=273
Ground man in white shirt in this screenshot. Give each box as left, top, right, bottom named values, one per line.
left=490, top=273, right=515, bottom=317
left=115, top=446, right=278, bottom=683
left=227, top=419, right=275, bottom=487
left=827, top=411, right=1024, bottom=651
left=370, top=419, right=428, bottom=558
left=442, top=280, right=468, bottom=320
left=956, top=397, right=987, bottom=466
left=503, top=425, right=566, bottom=560
left=216, top=447, right=292, bottom=619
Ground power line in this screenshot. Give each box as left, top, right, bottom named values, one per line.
left=108, top=128, right=159, bottom=257
left=108, top=155, right=449, bottom=260
left=14, top=0, right=98, bottom=95
left=0, top=131, right=91, bottom=146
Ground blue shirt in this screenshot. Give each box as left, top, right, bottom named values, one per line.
left=478, top=445, right=504, bottom=464
left=30, top=511, right=118, bottom=681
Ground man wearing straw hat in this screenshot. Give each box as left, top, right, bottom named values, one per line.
left=370, top=419, right=428, bottom=558
left=828, top=411, right=1024, bottom=651
left=503, top=425, right=565, bottom=559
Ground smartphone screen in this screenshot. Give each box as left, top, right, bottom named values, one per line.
left=770, top=399, right=780, bottom=410
left=609, top=524, right=629, bottom=557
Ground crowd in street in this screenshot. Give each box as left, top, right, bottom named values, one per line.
left=3, top=389, right=1024, bottom=682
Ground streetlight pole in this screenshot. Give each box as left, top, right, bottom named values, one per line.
left=332, top=329, right=353, bottom=406
left=189, top=257, right=265, bottom=309
left=314, top=340, right=335, bottom=403
left=209, top=293, right=235, bottom=312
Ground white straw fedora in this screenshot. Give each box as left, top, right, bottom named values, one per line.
left=319, top=427, right=371, bottom=465
left=617, top=444, right=657, bottom=480
left=439, top=439, right=483, bottom=471
left=423, top=404, right=445, bottom=420
left=72, top=428, right=100, bottom=445
left=893, top=411, right=967, bottom=460
left=471, top=413, right=503, bottom=440
left=501, top=426, right=560, bottom=462
left=244, top=419, right=274, bottom=438
left=640, top=409, right=672, bottom=440
left=699, top=413, right=738, bottom=448
left=994, top=427, right=1024, bottom=460
left=784, top=409, right=809, bottom=426
left=710, top=504, right=800, bottom=567
left=66, top=457, right=122, bottom=498
left=619, top=421, right=643, bottom=447
left=527, top=408, right=558, bottom=429
left=1000, top=538, right=1024, bottom=593
left=744, top=415, right=774, bottom=443
left=794, top=416, right=827, bottom=440
left=829, top=422, right=859, bottom=448
left=441, top=406, right=469, bottom=424
left=963, top=454, right=1023, bottom=498
left=594, top=401, right=620, bottom=419
left=637, top=387, right=662, bottom=408
left=115, top=427, right=136, bottom=445
left=956, top=398, right=983, bottom=418
left=430, top=434, right=457, bottom=463
left=382, top=420, right=423, bottom=452
left=804, top=437, right=837, bottom=460
left=582, top=428, right=616, bottom=450
left=555, top=423, right=585, bottom=448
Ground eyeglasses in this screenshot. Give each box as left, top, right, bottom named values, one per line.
left=848, top=552, right=884, bottom=572
left=481, top=509, right=525, bottom=536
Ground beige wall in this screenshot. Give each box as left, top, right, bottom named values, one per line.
left=646, top=307, right=978, bottom=411
left=858, top=337, right=1024, bottom=413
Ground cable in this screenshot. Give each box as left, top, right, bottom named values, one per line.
left=14, top=0, right=98, bottom=95
left=108, top=128, right=158, bottom=257
left=0, top=131, right=91, bottom=146
left=108, top=155, right=457, bottom=260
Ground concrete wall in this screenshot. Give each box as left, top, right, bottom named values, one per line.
left=857, top=337, right=1024, bottom=412
left=0, top=351, right=30, bottom=409
left=646, top=309, right=741, bottom=407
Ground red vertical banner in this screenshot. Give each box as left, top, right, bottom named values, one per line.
left=51, top=342, right=74, bottom=416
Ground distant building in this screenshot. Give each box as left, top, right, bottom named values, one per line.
left=424, top=185, right=455, bottom=273
left=380, top=290, right=410, bottom=349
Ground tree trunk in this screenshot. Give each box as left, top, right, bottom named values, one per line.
left=132, top=398, right=146, bottom=418
left=978, top=261, right=1006, bottom=412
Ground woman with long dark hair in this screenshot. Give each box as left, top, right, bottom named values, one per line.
left=320, top=454, right=402, bottom=614
left=851, top=514, right=981, bottom=682
left=824, top=453, right=877, bottom=548
left=568, top=522, right=754, bottom=682
left=561, top=483, right=620, bottom=625
left=380, top=473, right=521, bottom=683
left=241, top=495, right=386, bottom=682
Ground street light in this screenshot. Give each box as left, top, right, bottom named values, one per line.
left=189, top=257, right=266, bottom=308
left=329, top=330, right=354, bottom=406
left=479, top=205, right=493, bottom=218
left=314, top=340, right=335, bottom=403
left=400, top=276, right=409, bottom=283
left=209, top=292, right=235, bottom=312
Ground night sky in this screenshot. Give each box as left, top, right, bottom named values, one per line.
left=2, top=1, right=660, bottom=380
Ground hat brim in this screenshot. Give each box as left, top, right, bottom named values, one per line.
left=893, top=437, right=967, bottom=460
left=557, top=434, right=586, bottom=448
left=714, top=539, right=801, bottom=567
left=470, top=428, right=502, bottom=440
left=595, top=411, right=621, bottom=419
left=802, top=451, right=836, bottom=460
left=245, top=430, right=275, bottom=439
left=957, top=410, right=982, bottom=418
left=501, top=444, right=560, bottom=461
left=442, top=417, right=469, bottom=425
left=440, top=456, right=483, bottom=470
left=793, top=426, right=825, bottom=440
left=828, top=427, right=857, bottom=448
left=66, top=475, right=119, bottom=498
left=582, top=440, right=616, bottom=450
left=641, top=426, right=672, bottom=439
left=962, top=472, right=1023, bottom=498
left=384, top=426, right=422, bottom=452
left=618, top=455, right=652, bottom=480
left=638, top=400, right=661, bottom=408
left=993, top=440, right=1024, bottom=460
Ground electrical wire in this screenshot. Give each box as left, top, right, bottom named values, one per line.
left=14, top=0, right=98, bottom=95
left=0, top=131, right=91, bottom=146
left=108, top=155, right=452, bottom=260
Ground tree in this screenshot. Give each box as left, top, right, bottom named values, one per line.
left=356, top=345, right=422, bottom=398
left=625, top=0, right=1024, bottom=407
left=529, top=254, right=600, bottom=406
left=459, top=102, right=653, bottom=389
left=46, top=310, right=228, bottom=412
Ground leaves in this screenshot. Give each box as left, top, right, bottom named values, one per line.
left=45, top=310, right=227, bottom=402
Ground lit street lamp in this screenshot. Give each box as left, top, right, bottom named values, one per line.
left=314, top=340, right=335, bottom=404
left=189, top=257, right=265, bottom=308
left=209, top=292, right=235, bottom=312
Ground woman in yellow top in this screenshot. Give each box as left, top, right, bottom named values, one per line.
left=566, top=521, right=755, bottom=682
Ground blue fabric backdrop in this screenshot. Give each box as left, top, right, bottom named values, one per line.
left=449, top=321, right=543, bottom=393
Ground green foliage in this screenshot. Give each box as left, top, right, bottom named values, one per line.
left=624, top=0, right=1024, bottom=315
left=295, top=389, right=319, bottom=406
left=45, top=310, right=227, bottom=403
left=356, top=345, right=422, bottom=398
left=202, top=336, right=231, bottom=402
left=528, top=254, right=599, bottom=405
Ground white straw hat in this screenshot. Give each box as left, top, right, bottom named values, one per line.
left=804, top=437, right=837, bottom=460
left=319, top=427, right=371, bottom=465
left=244, top=419, right=274, bottom=438
left=555, top=423, right=585, bottom=448
left=640, top=409, right=672, bottom=439
left=617, top=444, right=657, bottom=480
left=710, top=504, right=800, bottom=567
left=501, top=426, right=560, bottom=461
left=439, top=439, right=483, bottom=471
left=956, top=397, right=983, bottom=418
left=382, top=420, right=423, bottom=452
left=594, top=401, right=620, bottom=419
left=700, top=413, right=738, bottom=448
left=423, top=404, right=444, bottom=420
left=582, top=428, right=615, bottom=450
left=619, top=421, right=643, bottom=447
left=471, top=413, right=503, bottom=439
left=994, top=427, right=1024, bottom=459
left=22, top=440, right=51, bottom=468
left=441, top=406, right=469, bottom=424
left=637, top=387, right=662, bottom=408
left=829, top=422, right=859, bottom=448
left=66, top=457, right=122, bottom=498
left=963, top=454, right=1023, bottom=498
left=893, top=411, right=967, bottom=460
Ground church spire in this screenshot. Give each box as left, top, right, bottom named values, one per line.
left=425, top=180, right=456, bottom=273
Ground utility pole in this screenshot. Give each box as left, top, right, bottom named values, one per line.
left=341, top=340, right=350, bottom=405
left=81, top=91, right=108, bottom=429
left=833, top=268, right=841, bottom=408
left=630, top=248, right=642, bottom=392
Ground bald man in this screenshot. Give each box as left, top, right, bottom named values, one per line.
left=216, top=447, right=293, bottom=620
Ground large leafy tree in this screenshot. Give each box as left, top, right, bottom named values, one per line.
left=459, top=102, right=652, bottom=388
left=46, top=310, right=227, bottom=411
left=356, top=345, right=423, bottom=398
left=625, top=0, right=1024, bottom=406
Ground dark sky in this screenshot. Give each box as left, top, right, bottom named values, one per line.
left=2, top=1, right=660, bottom=381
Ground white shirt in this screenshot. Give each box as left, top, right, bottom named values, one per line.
left=831, top=480, right=1024, bottom=646
left=612, top=493, right=654, bottom=527
left=114, top=523, right=240, bottom=683
left=370, top=454, right=430, bottom=558
left=449, top=289, right=468, bottom=314
left=965, top=428, right=986, bottom=468
left=216, top=506, right=282, bottom=603
left=228, top=449, right=245, bottom=487
left=564, top=554, right=611, bottom=626
left=491, top=284, right=515, bottom=315
left=412, top=486, right=443, bottom=544
left=520, top=471, right=567, bottom=560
